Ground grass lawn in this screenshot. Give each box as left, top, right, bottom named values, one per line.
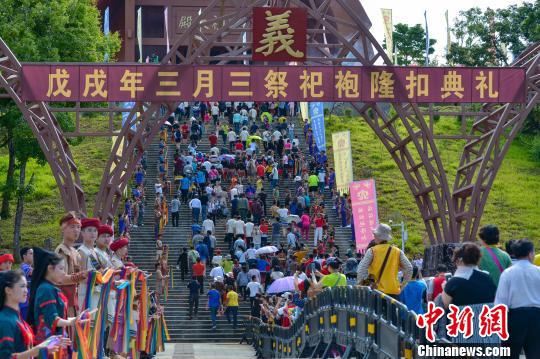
left=325, top=114, right=540, bottom=254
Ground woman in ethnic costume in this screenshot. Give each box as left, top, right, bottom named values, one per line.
left=27, top=248, right=87, bottom=357
left=108, top=237, right=131, bottom=356
left=0, top=270, right=65, bottom=358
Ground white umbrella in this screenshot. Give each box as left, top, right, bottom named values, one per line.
left=285, top=215, right=301, bottom=224
left=256, top=246, right=279, bottom=255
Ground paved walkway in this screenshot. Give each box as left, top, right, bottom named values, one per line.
left=156, top=343, right=256, bottom=359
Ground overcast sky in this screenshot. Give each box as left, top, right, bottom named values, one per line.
left=361, top=0, right=526, bottom=64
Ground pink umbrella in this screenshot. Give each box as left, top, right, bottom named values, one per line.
left=267, top=276, right=295, bottom=294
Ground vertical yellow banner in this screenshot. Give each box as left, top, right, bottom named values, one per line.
left=299, top=102, right=309, bottom=122
left=332, top=131, right=353, bottom=194
left=381, top=9, right=393, bottom=61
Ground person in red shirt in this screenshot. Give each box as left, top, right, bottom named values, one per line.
left=429, top=264, right=447, bottom=301
left=256, top=163, right=265, bottom=179
left=313, top=213, right=326, bottom=247
left=259, top=220, right=269, bottom=247
left=208, top=132, right=218, bottom=146
left=181, top=122, right=189, bottom=143
left=304, top=254, right=317, bottom=276
left=192, top=258, right=206, bottom=295
left=235, top=140, right=244, bottom=152
left=317, top=241, right=326, bottom=256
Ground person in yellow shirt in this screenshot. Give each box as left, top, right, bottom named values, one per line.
left=321, top=261, right=347, bottom=287
left=224, top=286, right=239, bottom=329
left=534, top=254, right=540, bottom=267
left=357, top=223, right=413, bottom=299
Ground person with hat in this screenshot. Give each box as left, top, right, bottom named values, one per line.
left=0, top=270, right=67, bottom=358
left=94, top=224, right=116, bottom=336
left=211, top=248, right=223, bottom=267
left=77, top=218, right=102, bottom=311
left=110, top=236, right=130, bottom=270
left=55, top=212, right=88, bottom=316
left=108, top=236, right=132, bottom=356
left=27, top=247, right=89, bottom=353
left=357, top=223, right=412, bottom=299
left=0, top=253, right=14, bottom=271
left=478, top=224, right=512, bottom=287
left=95, top=224, right=113, bottom=270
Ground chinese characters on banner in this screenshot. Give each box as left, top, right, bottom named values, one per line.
left=332, top=131, right=353, bottom=194
left=252, top=7, right=307, bottom=62
left=21, top=65, right=526, bottom=103
left=349, top=180, right=379, bottom=252
left=309, top=102, right=326, bottom=152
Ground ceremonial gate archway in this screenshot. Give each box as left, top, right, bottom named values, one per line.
left=0, top=0, right=538, bottom=253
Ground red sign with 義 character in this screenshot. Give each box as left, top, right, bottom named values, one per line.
left=20, top=65, right=526, bottom=103
left=252, top=7, right=307, bottom=62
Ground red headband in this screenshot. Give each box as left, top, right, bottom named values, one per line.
left=63, top=217, right=81, bottom=226
left=0, top=254, right=14, bottom=265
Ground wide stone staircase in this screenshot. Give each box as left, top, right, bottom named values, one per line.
left=128, top=118, right=352, bottom=343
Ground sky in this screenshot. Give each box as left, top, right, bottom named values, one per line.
left=361, top=0, right=526, bottom=64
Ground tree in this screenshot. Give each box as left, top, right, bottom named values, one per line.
left=11, top=121, right=40, bottom=262
left=0, top=105, right=18, bottom=219
left=0, top=0, right=121, bottom=258
left=447, top=1, right=540, bottom=66
left=384, top=23, right=436, bottom=65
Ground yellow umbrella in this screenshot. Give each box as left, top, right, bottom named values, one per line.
left=261, top=112, right=273, bottom=123
left=246, top=135, right=262, bottom=146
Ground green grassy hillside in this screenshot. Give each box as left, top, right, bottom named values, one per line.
left=325, top=114, right=540, bottom=254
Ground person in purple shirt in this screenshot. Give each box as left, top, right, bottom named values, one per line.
left=303, top=121, right=310, bottom=139
left=317, top=151, right=327, bottom=166
left=207, top=284, right=222, bottom=330
left=135, top=169, right=144, bottom=186
left=195, top=241, right=209, bottom=263
left=19, top=247, right=33, bottom=319
left=328, top=168, right=336, bottom=190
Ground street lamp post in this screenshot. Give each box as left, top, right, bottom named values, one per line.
left=388, top=220, right=408, bottom=252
